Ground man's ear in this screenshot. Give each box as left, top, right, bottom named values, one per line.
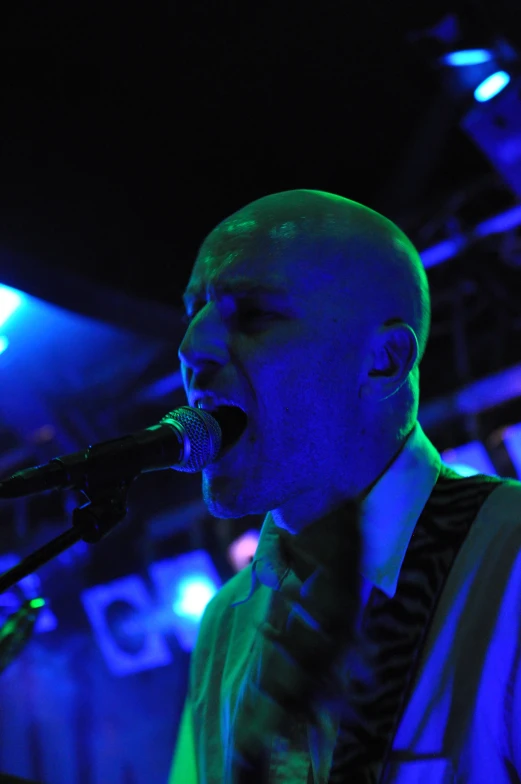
left=359, top=322, right=419, bottom=401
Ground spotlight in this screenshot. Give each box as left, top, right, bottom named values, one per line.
left=414, top=13, right=517, bottom=105
left=474, top=70, right=511, bottom=102
left=462, top=69, right=521, bottom=197
left=173, top=576, right=217, bottom=620
left=0, top=336, right=8, bottom=356
left=440, top=50, right=514, bottom=103
left=227, top=529, right=259, bottom=572
left=149, top=551, right=221, bottom=652
left=442, top=49, right=493, bottom=67
left=0, top=285, right=22, bottom=329
left=407, top=13, right=521, bottom=197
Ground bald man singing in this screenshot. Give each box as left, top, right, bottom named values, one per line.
left=169, top=191, right=521, bottom=783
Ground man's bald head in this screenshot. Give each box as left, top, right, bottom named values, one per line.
left=180, top=190, right=431, bottom=518
left=198, top=189, right=431, bottom=364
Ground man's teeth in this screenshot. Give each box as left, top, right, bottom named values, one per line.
left=196, top=401, right=242, bottom=412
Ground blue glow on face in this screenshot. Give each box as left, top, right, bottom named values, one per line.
left=0, top=285, right=22, bottom=328
left=443, top=49, right=493, bottom=67
left=474, top=71, right=511, bottom=102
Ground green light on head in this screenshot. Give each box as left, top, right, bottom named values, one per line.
left=222, top=218, right=258, bottom=234
left=29, top=597, right=46, bottom=610
left=268, top=221, right=299, bottom=241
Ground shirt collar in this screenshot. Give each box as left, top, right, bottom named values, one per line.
left=231, top=421, right=441, bottom=606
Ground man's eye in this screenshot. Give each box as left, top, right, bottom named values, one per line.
left=240, top=308, right=270, bottom=320
left=237, top=308, right=276, bottom=326
left=181, top=307, right=276, bottom=329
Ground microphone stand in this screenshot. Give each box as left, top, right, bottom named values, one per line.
left=0, top=481, right=131, bottom=594
left=0, top=479, right=134, bottom=783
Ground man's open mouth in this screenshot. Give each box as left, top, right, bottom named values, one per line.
left=210, top=405, right=249, bottom=457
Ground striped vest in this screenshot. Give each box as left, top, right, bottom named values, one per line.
left=326, top=464, right=501, bottom=783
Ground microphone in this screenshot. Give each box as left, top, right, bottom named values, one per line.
left=0, top=406, right=222, bottom=499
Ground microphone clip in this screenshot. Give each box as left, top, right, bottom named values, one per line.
left=0, top=481, right=131, bottom=595
left=72, top=481, right=130, bottom=545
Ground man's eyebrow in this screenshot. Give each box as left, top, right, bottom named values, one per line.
left=182, top=279, right=289, bottom=308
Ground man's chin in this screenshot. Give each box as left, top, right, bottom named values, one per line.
left=201, top=473, right=267, bottom=519
left=201, top=474, right=249, bottom=519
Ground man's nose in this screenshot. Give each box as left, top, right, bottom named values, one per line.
left=177, top=307, right=230, bottom=374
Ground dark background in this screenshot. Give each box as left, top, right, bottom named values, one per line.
left=0, top=3, right=517, bottom=298
left=1, top=3, right=521, bottom=782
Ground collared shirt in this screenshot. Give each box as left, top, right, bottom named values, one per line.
left=231, top=422, right=441, bottom=609
left=170, top=424, right=521, bottom=784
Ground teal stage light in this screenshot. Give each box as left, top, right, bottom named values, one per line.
left=474, top=70, right=511, bottom=102
left=443, top=49, right=493, bottom=67
left=0, top=285, right=22, bottom=329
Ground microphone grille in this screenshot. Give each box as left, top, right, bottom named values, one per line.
left=164, top=406, right=222, bottom=472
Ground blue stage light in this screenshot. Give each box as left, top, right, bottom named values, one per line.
left=442, top=441, right=497, bottom=476
left=0, top=286, right=22, bottom=328
left=0, top=336, right=8, bottom=356
left=421, top=237, right=467, bottom=268
left=149, top=551, right=221, bottom=652
left=443, top=49, right=493, bottom=67
left=474, top=71, right=511, bottom=102
left=173, top=576, right=218, bottom=621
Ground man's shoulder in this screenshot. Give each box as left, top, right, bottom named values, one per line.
left=479, top=476, right=521, bottom=522
left=464, top=475, right=521, bottom=558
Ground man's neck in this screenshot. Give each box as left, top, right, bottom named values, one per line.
left=271, top=434, right=408, bottom=537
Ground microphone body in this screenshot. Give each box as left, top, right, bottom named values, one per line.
left=0, top=406, right=222, bottom=499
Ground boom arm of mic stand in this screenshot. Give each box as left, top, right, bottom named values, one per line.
left=0, top=483, right=130, bottom=594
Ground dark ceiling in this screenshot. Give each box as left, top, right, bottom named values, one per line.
left=0, top=2, right=515, bottom=298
